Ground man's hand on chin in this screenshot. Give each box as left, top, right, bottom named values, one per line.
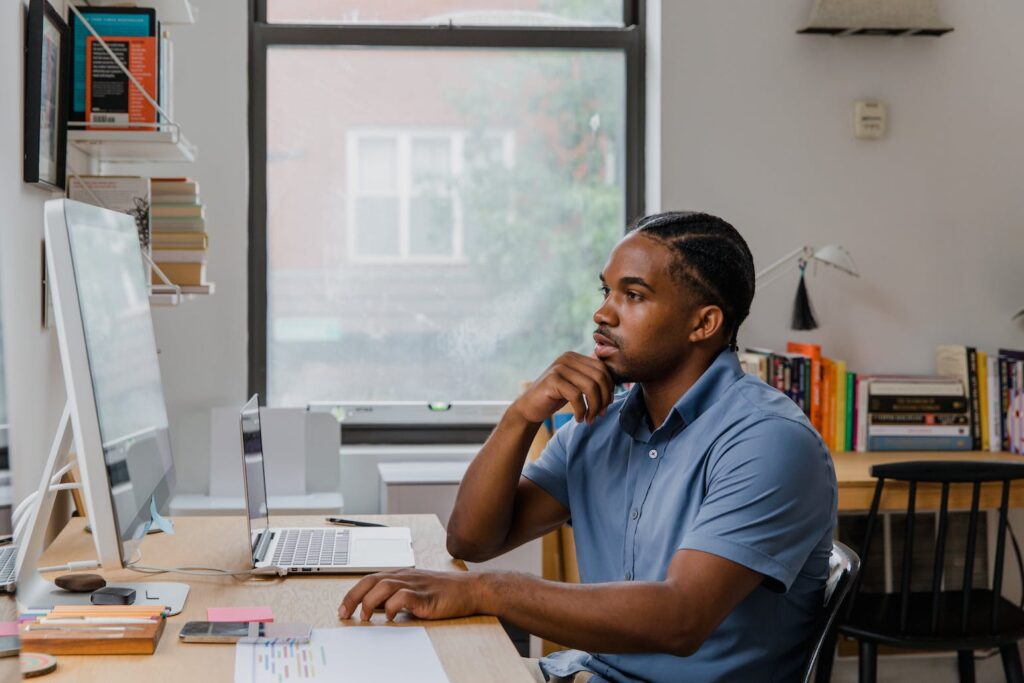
left=338, top=569, right=490, bottom=622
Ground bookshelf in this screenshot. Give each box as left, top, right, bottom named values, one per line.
left=67, top=3, right=213, bottom=305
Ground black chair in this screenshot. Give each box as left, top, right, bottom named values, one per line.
left=836, top=461, right=1024, bottom=683
left=803, top=541, right=861, bottom=683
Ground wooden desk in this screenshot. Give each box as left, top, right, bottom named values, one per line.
left=29, top=515, right=533, bottom=682
left=833, top=450, right=1024, bottom=512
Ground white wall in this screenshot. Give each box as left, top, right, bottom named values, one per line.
left=659, top=0, right=1024, bottom=369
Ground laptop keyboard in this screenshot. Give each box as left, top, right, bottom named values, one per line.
left=0, top=546, right=15, bottom=585
left=272, top=528, right=350, bottom=567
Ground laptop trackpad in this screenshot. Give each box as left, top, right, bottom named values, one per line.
left=353, top=539, right=414, bottom=566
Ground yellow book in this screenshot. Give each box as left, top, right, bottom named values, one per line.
left=978, top=351, right=989, bottom=451
left=835, top=360, right=847, bottom=452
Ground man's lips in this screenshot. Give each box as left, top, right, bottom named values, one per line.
left=593, top=333, right=618, bottom=359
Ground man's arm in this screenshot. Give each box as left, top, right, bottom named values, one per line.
left=338, top=548, right=763, bottom=657
left=446, top=352, right=614, bottom=562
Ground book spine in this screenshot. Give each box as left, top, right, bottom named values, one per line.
left=801, top=358, right=811, bottom=417
left=1001, top=357, right=1012, bottom=451
left=810, top=358, right=822, bottom=434
left=978, top=351, right=989, bottom=451
left=790, top=358, right=803, bottom=411
left=868, top=396, right=969, bottom=413
left=856, top=378, right=869, bottom=452
left=835, top=362, right=847, bottom=452
left=966, top=347, right=982, bottom=450
left=988, top=356, right=1002, bottom=452
left=867, top=435, right=973, bottom=451
left=845, top=372, right=855, bottom=452
left=868, top=425, right=970, bottom=437
left=869, top=413, right=970, bottom=425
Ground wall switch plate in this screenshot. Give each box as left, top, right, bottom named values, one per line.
left=854, top=100, right=887, bottom=139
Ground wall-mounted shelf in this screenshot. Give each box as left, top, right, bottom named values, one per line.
left=68, top=128, right=197, bottom=164
left=150, top=283, right=215, bottom=307
left=78, top=0, right=197, bottom=25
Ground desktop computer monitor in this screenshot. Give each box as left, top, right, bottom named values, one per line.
left=46, top=199, right=175, bottom=566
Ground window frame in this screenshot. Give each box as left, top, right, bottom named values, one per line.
left=248, top=0, right=647, bottom=401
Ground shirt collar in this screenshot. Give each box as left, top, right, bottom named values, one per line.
left=618, top=348, right=745, bottom=439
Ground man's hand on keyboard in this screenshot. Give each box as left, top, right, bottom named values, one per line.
left=338, top=569, right=483, bottom=622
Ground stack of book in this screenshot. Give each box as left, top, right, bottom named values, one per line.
left=149, top=177, right=211, bottom=295
left=935, top=345, right=1024, bottom=454
left=857, top=376, right=970, bottom=451
left=738, top=342, right=855, bottom=453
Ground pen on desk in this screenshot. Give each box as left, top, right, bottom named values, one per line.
left=325, top=517, right=388, bottom=528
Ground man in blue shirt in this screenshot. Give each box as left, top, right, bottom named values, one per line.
left=339, top=211, right=838, bottom=683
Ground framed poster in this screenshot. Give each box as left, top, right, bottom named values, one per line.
left=24, top=0, right=69, bottom=191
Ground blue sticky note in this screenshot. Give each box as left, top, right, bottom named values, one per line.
left=142, top=496, right=174, bottom=535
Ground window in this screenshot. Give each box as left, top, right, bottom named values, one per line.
left=251, top=1, right=645, bottom=405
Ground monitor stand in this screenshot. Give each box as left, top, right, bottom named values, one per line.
left=14, top=404, right=189, bottom=615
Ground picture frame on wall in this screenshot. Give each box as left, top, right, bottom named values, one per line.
left=24, top=0, right=69, bottom=191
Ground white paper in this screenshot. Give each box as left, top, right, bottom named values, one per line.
left=234, top=627, right=450, bottom=683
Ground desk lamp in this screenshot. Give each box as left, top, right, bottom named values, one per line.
left=755, top=245, right=859, bottom=330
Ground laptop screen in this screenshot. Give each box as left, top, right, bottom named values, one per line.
left=240, top=395, right=270, bottom=563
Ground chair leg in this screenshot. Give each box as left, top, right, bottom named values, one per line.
left=814, top=629, right=839, bottom=683
left=1000, top=644, right=1024, bottom=683
left=957, top=650, right=975, bottom=683
left=858, top=641, right=877, bottom=683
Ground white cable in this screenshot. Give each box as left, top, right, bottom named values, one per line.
left=126, top=564, right=274, bottom=577
left=12, top=460, right=77, bottom=528
left=38, top=560, right=100, bottom=573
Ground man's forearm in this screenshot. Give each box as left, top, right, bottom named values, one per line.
left=474, top=571, right=698, bottom=657
left=446, top=406, right=541, bottom=559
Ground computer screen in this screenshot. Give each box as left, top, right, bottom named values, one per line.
left=64, top=200, right=175, bottom=556
left=240, top=395, right=269, bottom=562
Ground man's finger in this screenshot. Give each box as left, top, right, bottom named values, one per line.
left=564, top=354, right=615, bottom=412
left=553, top=376, right=587, bottom=422
left=384, top=589, right=425, bottom=621
left=556, top=365, right=604, bottom=423
left=339, top=573, right=387, bottom=619
left=359, top=578, right=408, bottom=620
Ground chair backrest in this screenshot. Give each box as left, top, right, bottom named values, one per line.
left=847, top=460, right=1024, bottom=636
left=802, top=540, right=860, bottom=683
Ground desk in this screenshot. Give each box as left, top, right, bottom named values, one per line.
left=833, top=451, right=1024, bottom=512
left=31, top=515, right=533, bottom=682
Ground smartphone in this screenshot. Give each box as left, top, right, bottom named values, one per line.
left=178, top=621, right=312, bottom=644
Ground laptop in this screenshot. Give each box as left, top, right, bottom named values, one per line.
left=239, top=395, right=415, bottom=574
left=0, top=544, right=14, bottom=591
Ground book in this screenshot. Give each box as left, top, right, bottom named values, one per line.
left=151, top=204, right=204, bottom=217
left=835, top=361, right=847, bottom=452
left=69, top=7, right=156, bottom=122
left=868, top=396, right=969, bottom=413
left=866, top=435, right=972, bottom=451
left=867, top=425, right=970, bottom=437
left=988, top=355, right=1002, bottom=452
left=845, top=372, right=855, bottom=452
left=935, top=345, right=982, bottom=450
left=66, top=175, right=151, bottom=250
left=738, top=351, right=768, bottom=381
left=85, top=35, right=158, bottom=130
left=978, top=351, right=989, bottom=451
left=866, top=379, right=965, bottom=396
left=152, top=262, right=206, bottom=286
left=869, top=413, right=970, bottom=425
left=821, top=358, right=835, bottom=449
left=151, top=231, right=208, bottom=249
left=150, top=249, right=207, bottom=263
left=787, top=342, right=822, bottom=432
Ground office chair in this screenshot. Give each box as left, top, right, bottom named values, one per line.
left=805, top=540, right=860, bottom=683
left=833, top=461, right=1024, bottom=683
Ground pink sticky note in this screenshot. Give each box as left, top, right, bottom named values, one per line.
left=0, top=622, right=17, bottom=637
left=207, top=606, right=274, bottom=623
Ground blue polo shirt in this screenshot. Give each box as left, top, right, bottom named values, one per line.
left=522, top=349, right=837, bottom=683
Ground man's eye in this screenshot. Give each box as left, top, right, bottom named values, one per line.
left=627, top=291, right=643, bottom=301
left=599, top=286, right=610, bottom=298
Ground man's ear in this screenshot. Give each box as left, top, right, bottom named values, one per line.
left=688, top=305, right=725, bottom=344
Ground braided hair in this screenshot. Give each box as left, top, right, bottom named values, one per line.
left=630, top=211, right=755, bottom=351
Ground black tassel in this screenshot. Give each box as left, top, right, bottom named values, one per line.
left=791, top=261, right=818, bottom=330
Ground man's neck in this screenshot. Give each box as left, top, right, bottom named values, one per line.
left=640, top=348, right=722, bottom=430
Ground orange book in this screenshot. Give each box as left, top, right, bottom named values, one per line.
left=787, top=342, right=823, bottom=433
left=821, top=358, right=835, bottom=449
left=85, top=36, right=157, bottom=130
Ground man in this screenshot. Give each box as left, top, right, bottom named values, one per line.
left=339, top=211, right=838, bottom=683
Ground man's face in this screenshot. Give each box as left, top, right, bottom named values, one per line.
left=593, top=232, right=701, bottom=385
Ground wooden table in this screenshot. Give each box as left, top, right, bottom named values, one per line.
left=29, top=515, right=533, bottom=682
left=833, top=450, right=1024, bottom=512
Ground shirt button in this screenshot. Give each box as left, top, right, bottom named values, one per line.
left=630, top=509, right=638, bottom=520
left=648, top=449, right=658, bottom=459
left=624, top=571, right=632, bottom=581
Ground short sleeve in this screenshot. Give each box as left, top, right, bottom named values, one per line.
left=678, top=417, right=836, bottom=592
left=522, top=420, right=577, bottom=511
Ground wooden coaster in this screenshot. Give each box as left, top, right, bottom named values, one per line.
left=21, top=652, right=57, bottom=678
